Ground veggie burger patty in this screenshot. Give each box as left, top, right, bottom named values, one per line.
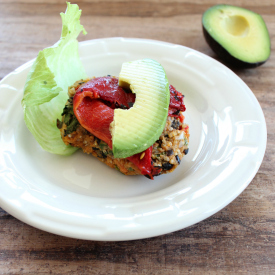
left=58, top=76, right=189, bottom=179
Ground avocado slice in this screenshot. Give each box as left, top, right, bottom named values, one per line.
left=202, top=5, right=271, bottom=68
left=111, top=59, right=170, bottom=159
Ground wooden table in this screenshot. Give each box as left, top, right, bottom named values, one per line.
left=0, top=0, right=274, bottom=274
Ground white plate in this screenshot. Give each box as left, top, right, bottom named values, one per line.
left=0, top=38, right=266, bottom=241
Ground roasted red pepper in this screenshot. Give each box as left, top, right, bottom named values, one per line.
left=74, top=76, right=135, bottom=109
left=168, top=84, right=186, bottom=118
left=74, top=98, right=114, bottom=148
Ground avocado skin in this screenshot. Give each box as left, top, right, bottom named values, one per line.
left=202, top=26, right=266, bottom=69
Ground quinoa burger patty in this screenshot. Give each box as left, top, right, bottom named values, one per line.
left=58, top=77, right=189, bottom=178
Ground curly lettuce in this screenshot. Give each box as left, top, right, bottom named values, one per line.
left=21, top=2, right=87, bottom=155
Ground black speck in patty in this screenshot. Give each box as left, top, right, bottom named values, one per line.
left=155, top=139, right=162, bottom=146
left=114, top=102, right=128, bottom=109
left=162, top=162, right=174, bottom=171
left=175, top=155, right=181, bottom=164
left=56, top=119, right=63, bottom=129
left=172, top=110, right=180, bottom=116
left=171, top=119, right=180, bottom=129
left=184, top=148, right=189, bottom=155
left=166, top=149, right=174, bottom=156
left=94, top=137, right=101, bottom=145
left=120, top=104, right=127, bottom=109
left=99, top=152, right=107, bottom=159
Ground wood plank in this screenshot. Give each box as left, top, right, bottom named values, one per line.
left=0, top=0, right=274, bottom=274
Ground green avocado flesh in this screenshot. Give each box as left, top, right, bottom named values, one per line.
left=202, top=5, right=271, bottom=67
left=111, top=59, right=170, bottom=159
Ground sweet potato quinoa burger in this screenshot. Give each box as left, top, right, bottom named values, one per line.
left=57, top=60, right=189, bottom=180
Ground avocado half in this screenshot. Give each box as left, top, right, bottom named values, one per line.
left=202, top=4, right=271, bottom=68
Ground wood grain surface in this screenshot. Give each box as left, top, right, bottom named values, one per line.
left=0, top=0, right=274, bottom=274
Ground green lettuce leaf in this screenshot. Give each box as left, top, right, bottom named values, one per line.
left=21, top=2, right=87, bottom=155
